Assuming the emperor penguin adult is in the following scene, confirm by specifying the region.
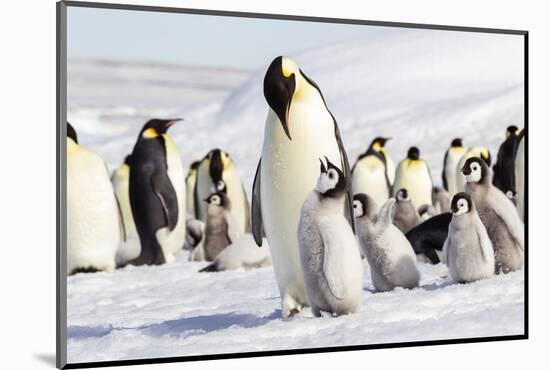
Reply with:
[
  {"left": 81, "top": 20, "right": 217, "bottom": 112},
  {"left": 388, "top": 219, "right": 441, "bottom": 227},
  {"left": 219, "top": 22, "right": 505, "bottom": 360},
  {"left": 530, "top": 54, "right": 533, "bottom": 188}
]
[
  {"left": 252, "top": 56, "right": 354, "bottom": 318},
  {"left": 455, "top": 146, "right": 491, "bottom": 193},
  {"left": 354, "top": 195, "right": 420, "bottom": 292},
  {"left": 441, "top": 138, "right": 467, "bottom": 196},
  {"left": 112, "top": 154, "right": 141, "bottom": 266},
  {"left": 67, "top": 122, "right": 120, "bottom": 275},
  {"left": 462, "top": 157, "right": 524, "bottom": 273},
  {"left": 185, "top": 161, "right": 200, "bottom": 218},
  {"left": 128, "top": 118, "right": 186, "bottom": 266},
  {"left": 298, "top": 157, "right": 363, "bottom": 317},
  {"left": 194, "top": 149, "right": 250, "bottom": 234},
  {"left": 442, "top": 192, "right": 495, "bottom": 283},
  {"left": 493, "top": 125, "right": 521, "bottom": 195},
  {"left": 393, "top": 147, "right": 433, "bottom": 209},
  {"left": 351, "top": 137, "right": 393, "bottom": 205},
  {"left": 515, "top": 130, "right": 525, "bottom": 221}
]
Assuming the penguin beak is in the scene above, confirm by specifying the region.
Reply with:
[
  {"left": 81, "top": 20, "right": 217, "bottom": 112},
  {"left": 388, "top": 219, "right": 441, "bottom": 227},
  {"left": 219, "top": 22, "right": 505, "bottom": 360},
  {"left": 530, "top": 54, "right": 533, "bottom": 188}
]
[
  {"left": 451, "top": 204, "right": 458, "bottom": 213},
  {"left": 164, "top": 118, "right": 182, "bottom": 129},
  {"left": 319, "top": 158, "right": 327, "bottom": 173},
  {"left": 461, "top": 165, "right": 471, "bottom": 175},
  {"left": 264, "top": 57, "right": 295, "bottom": 141}
]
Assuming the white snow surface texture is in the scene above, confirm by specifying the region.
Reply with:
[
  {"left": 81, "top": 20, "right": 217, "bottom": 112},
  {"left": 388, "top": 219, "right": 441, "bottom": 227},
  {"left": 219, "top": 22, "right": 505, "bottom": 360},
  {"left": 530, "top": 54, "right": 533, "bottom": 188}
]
[{"left": 67, "top": 28, "right": 525, "bottom": 363}]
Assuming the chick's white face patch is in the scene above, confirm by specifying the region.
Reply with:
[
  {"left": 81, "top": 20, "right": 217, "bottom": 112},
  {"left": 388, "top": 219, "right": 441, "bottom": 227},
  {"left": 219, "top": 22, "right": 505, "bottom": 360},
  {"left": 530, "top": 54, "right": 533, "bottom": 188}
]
[
  {"left": 454, "top": 198, "right": 469, "bottom": 216},
  {"left": 464, "top": 162, "right": 482, "bottom": 183},
  {"left": 353, "top": 199, "right": 364, "bottom": 218}
]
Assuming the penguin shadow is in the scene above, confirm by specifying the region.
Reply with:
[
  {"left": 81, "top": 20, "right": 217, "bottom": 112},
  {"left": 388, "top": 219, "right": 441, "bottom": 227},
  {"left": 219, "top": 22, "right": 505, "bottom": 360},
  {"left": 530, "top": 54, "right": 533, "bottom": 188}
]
[
  {"left": 421, "top": 276, "right": 453, "bottom": 291},
  {"left": 142, "top": 309, "right": 282, "bottom": 338}
]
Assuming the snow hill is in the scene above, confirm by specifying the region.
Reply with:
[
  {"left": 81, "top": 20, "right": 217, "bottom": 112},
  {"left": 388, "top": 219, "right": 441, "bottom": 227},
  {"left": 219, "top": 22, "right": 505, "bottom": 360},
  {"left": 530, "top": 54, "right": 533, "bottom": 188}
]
[{"left": 66, "top": 28, "right": 525, "bottom": 364}]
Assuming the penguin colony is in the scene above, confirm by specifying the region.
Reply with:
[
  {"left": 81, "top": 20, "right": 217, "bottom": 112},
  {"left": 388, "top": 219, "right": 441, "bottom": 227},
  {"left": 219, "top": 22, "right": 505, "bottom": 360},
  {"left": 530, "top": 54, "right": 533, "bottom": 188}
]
[{"left": 67, "top": 56, "right": 525, "bottom": 319}]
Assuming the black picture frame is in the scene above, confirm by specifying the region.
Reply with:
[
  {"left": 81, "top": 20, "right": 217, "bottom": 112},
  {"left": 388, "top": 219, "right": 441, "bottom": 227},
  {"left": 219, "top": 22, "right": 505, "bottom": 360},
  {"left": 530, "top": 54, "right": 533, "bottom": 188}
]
[{"left": 56, "top": 1, "right": 528, "bottom": 368}]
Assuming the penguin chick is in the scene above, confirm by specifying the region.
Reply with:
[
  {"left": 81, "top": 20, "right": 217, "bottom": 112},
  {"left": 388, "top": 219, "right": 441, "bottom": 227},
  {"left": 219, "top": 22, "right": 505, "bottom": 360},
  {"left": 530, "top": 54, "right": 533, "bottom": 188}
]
[
  {"left": 298, "top": 157, "right": 363, "bottom": 317},
  {"left": 462, "top": 157, "right": 524, "bottom": 273},
  {"left": 355, "top": 196, "right": 420, "bottom": 292},
  {"left": 443, "top": 192, "right": 495, "bottom": 283},
  {"left": 203, "top": 192, "right": 242, "bottom": 261},
  {"left": 199, "top": 235, "right": 272, "bottom": 272},
  {"left": 418, "top": 204, "right": 438, "bottom": 221},
  {"left": 392, "top": 188, "right": 422, "bottom": 233}
]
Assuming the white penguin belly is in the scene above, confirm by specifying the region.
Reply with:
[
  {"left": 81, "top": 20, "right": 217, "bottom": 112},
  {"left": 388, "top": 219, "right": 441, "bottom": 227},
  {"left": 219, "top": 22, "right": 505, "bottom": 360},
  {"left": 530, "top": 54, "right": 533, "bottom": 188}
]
[
  {"left": 352, "top": 159, "right": 389, "bottom": 206},
  {"left": 67, "top": 148, "right": 119, "bottom": 274},
  {"left": 185, "top": 174, "right": 196, "bottom": 218},
  {"left": 261, "top": 107, "right": 341, "bottom": 312},
  {"left": 155, "top": 135, "right": 186, "bottom": 263},
  {"left": 394, "top": 164, "right": 432, "bottom": 209}
]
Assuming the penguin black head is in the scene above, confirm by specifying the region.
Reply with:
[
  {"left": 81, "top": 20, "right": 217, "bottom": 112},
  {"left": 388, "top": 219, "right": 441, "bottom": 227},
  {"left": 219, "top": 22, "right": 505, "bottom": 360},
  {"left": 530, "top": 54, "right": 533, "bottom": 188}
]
[
  {"left": 396, "top": 188, "right": 410, "bottom": 202},
  {"left": 450, "top": 138, "right": 463, "bottom": 147},
  {"left": 451, "top": 192, "right": 473, "bottom": 216},
  {"left": 67, "top": 122, "right": 78, "bottom": 143},
  {"left": 316, "top": 156, "right": 347, "bottom": 198},
  {"left": 506, "top": 125, "right": 519, "bottom": 138},
  {"left": 264, "top": 56, "right": 298, "bottom": 141},
  {"left": 352, "top": 193, "right": 373, "bottom": 219},
  {"left": 204, "top": 192, "right": 228, "bottom": 208},
  {"left": 407, "top": 147, "right": 420, "bottom": 160},
  {"left": 140, "top": 118, "right": 181, "bottom": 139},
  {"left": 208, "top": 149, "right": 228, "bottom": 193},
  {"left": 370, "top": 137, "right": 391, "bottom": 151},
  {"left": 123, "top": 154, "right": 132, "bottom": 166},
  {"left": 189, "top": 160, "right": 201, "bottom": 171},
  {"left": 461, "top": 157, "right": 490, "bottom": 184}
]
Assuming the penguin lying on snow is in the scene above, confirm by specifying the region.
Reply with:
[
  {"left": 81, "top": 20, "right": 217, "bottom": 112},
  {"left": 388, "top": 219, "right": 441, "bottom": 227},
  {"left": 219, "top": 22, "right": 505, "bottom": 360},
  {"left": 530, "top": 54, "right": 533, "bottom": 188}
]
[
  {"left": 354, "top": 194, "right": 420, "bottom": 292},
  {"left": 203, "top": 192, "right": 242, "bottom": 261},
  {"left": 443, "top": 192, "right": 495, "bottom": 283},
  {"left": 405, "top": 212, "right": 452, "bottom": 264},
  {"left": 392, "top": 188, "right": 422, "bottom": 233},
  {"left": 298, "top": 157, "right": 363, "bottom": 317},
  {"left": 462, "top": 157, "right": 524, "bottom": 273},
  {"left": 393, "top": 147, "right": 433, "bottom": 209},
  {"left": 252, "top": 56, "right": 354, "bottom": 318},
  {"left": 351, "top": 137, "right": 393, "bottom": 206},
  {"left": 67, "top": 122, "right": 120, "bottom": 275},
  {"left": 128, "top": 119, "right": 186, "bottom": 266},
  {"left": 199, "top": 235, "right": 272, "bottom": 272}
]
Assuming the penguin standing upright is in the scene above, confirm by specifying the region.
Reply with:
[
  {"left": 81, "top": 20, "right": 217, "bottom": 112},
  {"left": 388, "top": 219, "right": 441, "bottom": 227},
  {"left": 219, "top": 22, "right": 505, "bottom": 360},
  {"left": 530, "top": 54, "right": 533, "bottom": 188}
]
[
  {"left": 194, "top": 149, "right": 250, "bottom": 234},
  {"left": 298, "top": 157, "right": 363, "bottom": 317},
  {"left": 354, "top": 196, "right": 420, "bottom": 292},
  {"left": 432, "top": 186, "right": 452, "bottom": 213},
  {"left": 128, "top": 119, "right": 186, "bottom": 265},
  {"left": 112, "top": 154, "right": 141, "bottom": 266},
  {"left": 442, "top": 138, "right": 467, "bottom": 196},
  {"left": 455, "top": 146, "right": 491, "bottom": 193},
  {"left": 185, "top": 161, "right": 200, "bottom": 218},
  {"left": 203, "top": 192, "right": 242, "bottom": 261},
  {"left": 351, "top": 137, "right": 392, "bottom": 206},
  {"left": 443, "top": 192, "right": 495, "bottom": 283},
  {"left": 393, "top": 147, "right": 433, "bottom": 209},
  {"left": 515, "top": 130, "right": 525, "bottom": 220},
  {"left": 67, "top": 122, "right": 120, "bottom": 274},
  {"left": 252, "top": 56, "right": 354, "bottom": 318},
  {"left": 493, "top": 125, "right": 521, "bottom": 194},
  {"left": 462, "top": 157, "right": 524, "bottom": 273}
]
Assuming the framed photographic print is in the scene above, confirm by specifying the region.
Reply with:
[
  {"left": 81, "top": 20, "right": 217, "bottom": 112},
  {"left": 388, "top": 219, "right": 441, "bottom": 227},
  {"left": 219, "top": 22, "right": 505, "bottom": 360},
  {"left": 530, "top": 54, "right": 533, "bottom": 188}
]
[{"left": 57, "top": 1, "right": 528, "bottom": 368}]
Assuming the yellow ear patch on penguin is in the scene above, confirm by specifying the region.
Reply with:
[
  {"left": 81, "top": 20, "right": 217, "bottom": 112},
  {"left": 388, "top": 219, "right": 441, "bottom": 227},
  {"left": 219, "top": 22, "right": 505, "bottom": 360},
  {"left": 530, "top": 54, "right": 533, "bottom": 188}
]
[
  {"left": 373, "top": 142, "right": 382, "bottom": 152},
  {"left": 481, "top": 148, "right": 489, "bottom": 160},
  {"left": 281, "top": 57, "right": 298, "bottom": 78},
  {"left": 142, "top": 128, "right": 158, "bottom": 139}
]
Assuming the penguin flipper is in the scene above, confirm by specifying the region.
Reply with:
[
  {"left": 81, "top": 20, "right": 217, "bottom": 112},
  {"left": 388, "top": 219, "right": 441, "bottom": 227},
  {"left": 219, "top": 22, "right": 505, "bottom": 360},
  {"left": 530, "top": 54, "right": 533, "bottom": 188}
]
[
  {"left": 474, "top": 216, "right": 494, "bottom": 263},
  {"left": 376, "top": 198, "right": 396, "bottom": 230},
  {"left": 151, "top": 171, "right": 179, "bottom": 231},
  {"left": 251, "top": 159, "right": 264, "bottom": 246},
  {"left": 442, "top": 150, "right": 449, "bottom": 191},
  {"left": 332, "top": 114, "right": 355, "bottom": 232},
  {"left": 242, "top": 183, "right": 252, "bottom": 233}
]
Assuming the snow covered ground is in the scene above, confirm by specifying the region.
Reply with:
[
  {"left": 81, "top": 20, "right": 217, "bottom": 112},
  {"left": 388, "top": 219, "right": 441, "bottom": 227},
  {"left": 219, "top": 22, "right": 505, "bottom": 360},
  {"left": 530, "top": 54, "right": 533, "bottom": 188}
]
[{"left": 66, "top": 27, "right": 525, "bottom": 363}]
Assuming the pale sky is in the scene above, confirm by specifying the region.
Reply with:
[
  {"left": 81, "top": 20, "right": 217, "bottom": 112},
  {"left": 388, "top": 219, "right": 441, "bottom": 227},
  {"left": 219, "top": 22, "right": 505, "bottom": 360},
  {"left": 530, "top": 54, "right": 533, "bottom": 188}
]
[{"left": 67, "top": 6, "right": 382, "bottom": 69}]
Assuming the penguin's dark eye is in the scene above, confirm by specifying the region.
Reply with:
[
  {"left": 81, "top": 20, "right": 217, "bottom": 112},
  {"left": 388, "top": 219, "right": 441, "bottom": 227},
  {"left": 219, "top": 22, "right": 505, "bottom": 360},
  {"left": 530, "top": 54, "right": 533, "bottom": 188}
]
[
  {"left": 328, "top": 170, "right": 336, "bottom": 180},
  {"left": 353, "top": 204, "right": 357, "bottom": 208}
]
